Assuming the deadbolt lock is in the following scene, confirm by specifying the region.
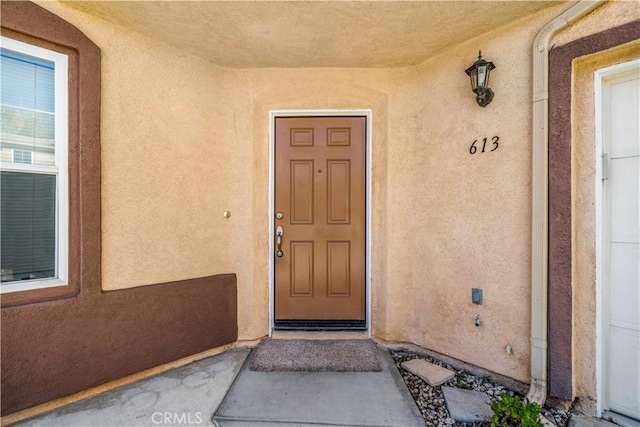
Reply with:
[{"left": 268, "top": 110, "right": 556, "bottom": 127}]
[{"left": 275, "top": 211, "right": 284, "bottom": 220}]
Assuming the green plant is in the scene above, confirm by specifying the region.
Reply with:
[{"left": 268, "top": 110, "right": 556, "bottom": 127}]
[
  {"left": 454, "top": 379, "right": 473, "bottom": 390},
  {"left": 490, "top": 393, "right": 544, "bottom": 427}
]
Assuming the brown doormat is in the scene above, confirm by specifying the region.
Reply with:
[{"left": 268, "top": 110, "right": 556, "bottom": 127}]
[{"left": 249, "top": 339, "right": 382, "bottom": 372}]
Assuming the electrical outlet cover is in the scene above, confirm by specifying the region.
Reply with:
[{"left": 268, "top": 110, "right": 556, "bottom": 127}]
[{"left": 472, "top": 288, "right": 483, "bottom": 305}]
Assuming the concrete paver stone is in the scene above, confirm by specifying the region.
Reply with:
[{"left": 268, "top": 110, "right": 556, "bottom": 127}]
[
  {"left": 401, "top": 358, "right": 455, "bottom": 386},
  {"left": 569, "top": 414, "right": 625, "bottom": 427},
  {"left": 442, "top": 386, "right": 493, "bottom": 423}
]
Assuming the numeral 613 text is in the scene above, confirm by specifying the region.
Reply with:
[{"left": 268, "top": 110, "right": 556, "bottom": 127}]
[{"left": 470, "top": 136, "right": 499, "bottom": 154}]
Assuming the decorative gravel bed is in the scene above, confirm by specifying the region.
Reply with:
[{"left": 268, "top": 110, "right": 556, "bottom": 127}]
[{"left": 391, "top": 349, "right": 570, "bottom": 427}]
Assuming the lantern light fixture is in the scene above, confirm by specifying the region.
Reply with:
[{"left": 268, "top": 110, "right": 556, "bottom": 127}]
[{"left": 465, "top": 51, "right": 495, "bottom": 107}]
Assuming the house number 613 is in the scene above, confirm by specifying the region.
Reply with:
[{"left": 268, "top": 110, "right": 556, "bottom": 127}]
[{"left": 470, "top": 136, "right": 499, "bottom": 154}]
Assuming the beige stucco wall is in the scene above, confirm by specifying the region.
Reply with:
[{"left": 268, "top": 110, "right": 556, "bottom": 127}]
[
  {"left": 29, "top": 0, "right": 636, "bottom": 387},
  {"left": 553, "top": 0, "right": 639, "bottom": 47},
  {"left": 240, "top": 5, "right": 571, "bottom": 371},
  {"left": 34, "top": 0, "right": 249, "bottom": 289}
]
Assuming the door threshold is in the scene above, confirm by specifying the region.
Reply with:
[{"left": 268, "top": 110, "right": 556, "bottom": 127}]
[
  {"left": 603, "top": 411, "right": 640, "bottom": 427},
  {"left": 271, "top": 330, "right": 369, "bottom": 340},
  {"left": 274, "top": 320, "right": 366, "bottom": 331}
]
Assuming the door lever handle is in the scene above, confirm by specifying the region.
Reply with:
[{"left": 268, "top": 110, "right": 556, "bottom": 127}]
[{"left": 275, "top": 226, "right": 284, "bottom": 258}]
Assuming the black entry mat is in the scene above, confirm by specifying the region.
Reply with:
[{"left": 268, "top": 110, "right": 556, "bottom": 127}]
[{"left": 249, "top": 339, "right": 382, "bottom": 372}]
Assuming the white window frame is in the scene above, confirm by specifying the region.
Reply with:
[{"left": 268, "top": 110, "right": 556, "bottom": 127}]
[{"left": 0, "top": 36, "right": 69, "bottom": 293}]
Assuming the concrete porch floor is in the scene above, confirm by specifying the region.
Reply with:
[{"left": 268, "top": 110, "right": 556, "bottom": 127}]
[
  {"left": 12, "top": 349, "right": 250, "bottom": 427},
  {"left": 10, "top": 341, "right": 424, "bottom": 427},
  {"left": 6, "top": 338, "right": 631, "bottom": 427}
]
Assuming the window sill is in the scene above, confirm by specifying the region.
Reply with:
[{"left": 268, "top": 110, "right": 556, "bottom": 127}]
[
  {"left": 1, "top": 278, "right": 68, "bottom": 294},
  {"left": 1, "top": 276, "right": 78, "bottom": 308}
]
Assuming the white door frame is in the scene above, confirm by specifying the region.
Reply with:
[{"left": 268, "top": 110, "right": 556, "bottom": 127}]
[
  {"left": 267, "top": 109, "right": 373, "bottom": 337},
  {"left": 594, "top": 58, "right": 640, "bottom": 417}
]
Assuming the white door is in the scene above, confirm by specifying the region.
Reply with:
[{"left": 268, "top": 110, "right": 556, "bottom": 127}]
[{"left": 600, "top": 59, "right": 640, "bottom": 421}]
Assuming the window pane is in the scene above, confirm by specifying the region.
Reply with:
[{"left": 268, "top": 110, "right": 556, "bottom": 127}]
[
  {"left": 0, "top": 49, "right": 56, "bottom": 166},
  {"left": 35, "top": 66, "right": 55, "bottom": 112},
  {"left": 0, "top": 171, "right": 56, "bottom": 283},
  {"left": 0, "top": 49, "right": 54, "bottom": 111}
]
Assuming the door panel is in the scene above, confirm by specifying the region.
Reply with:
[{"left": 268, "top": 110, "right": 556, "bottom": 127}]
[
  {"left": 327, "top": 241, "right": 350, "bottom": 297},
  {"left": 604, "top": 68, "right": 639, "bottom": 420},
  {"left": 291, "top": 160, "right": 314, "bottom": 224},
  {"left": 609, "top": 77, "right": 640, "bottom": 158},
  {"left": 327, "top": 160, "right": 351, "bottom": 224},
  {"left": 290, "top": 241, "right": 314, "bottom": 297},
  {"left": 610, "top": 157, "right": 639, "bottom": 244},
  {"left": 275, "top": 117, "right": 366, "bottom": 321}
]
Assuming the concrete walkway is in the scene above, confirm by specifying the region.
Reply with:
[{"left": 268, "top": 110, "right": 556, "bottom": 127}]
[
  {"left": 213, "top": 347, "right": 423, "bottom": 426},
  {"left": 13, "top": 349, "right": 250, "bottom": 427},
  {"left": 11, "top": 345, "right": 424, "bottom": 427},
  {"left": 569, "top": 413, "right": 640, "bottom": 427}
]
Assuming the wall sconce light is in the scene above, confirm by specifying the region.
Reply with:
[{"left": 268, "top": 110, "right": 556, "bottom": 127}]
[{"left": 465, "top": 51, "right": 495, "bottom": 107}]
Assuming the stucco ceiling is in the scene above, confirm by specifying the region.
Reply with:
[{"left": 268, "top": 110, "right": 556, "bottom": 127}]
[{"left": 63, "top": 1, "right": 568, "bottom": 68}]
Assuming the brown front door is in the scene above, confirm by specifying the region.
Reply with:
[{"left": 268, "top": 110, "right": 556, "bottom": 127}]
[{"left": 274, "top": 117, "right": 366, "bottom": 323}]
